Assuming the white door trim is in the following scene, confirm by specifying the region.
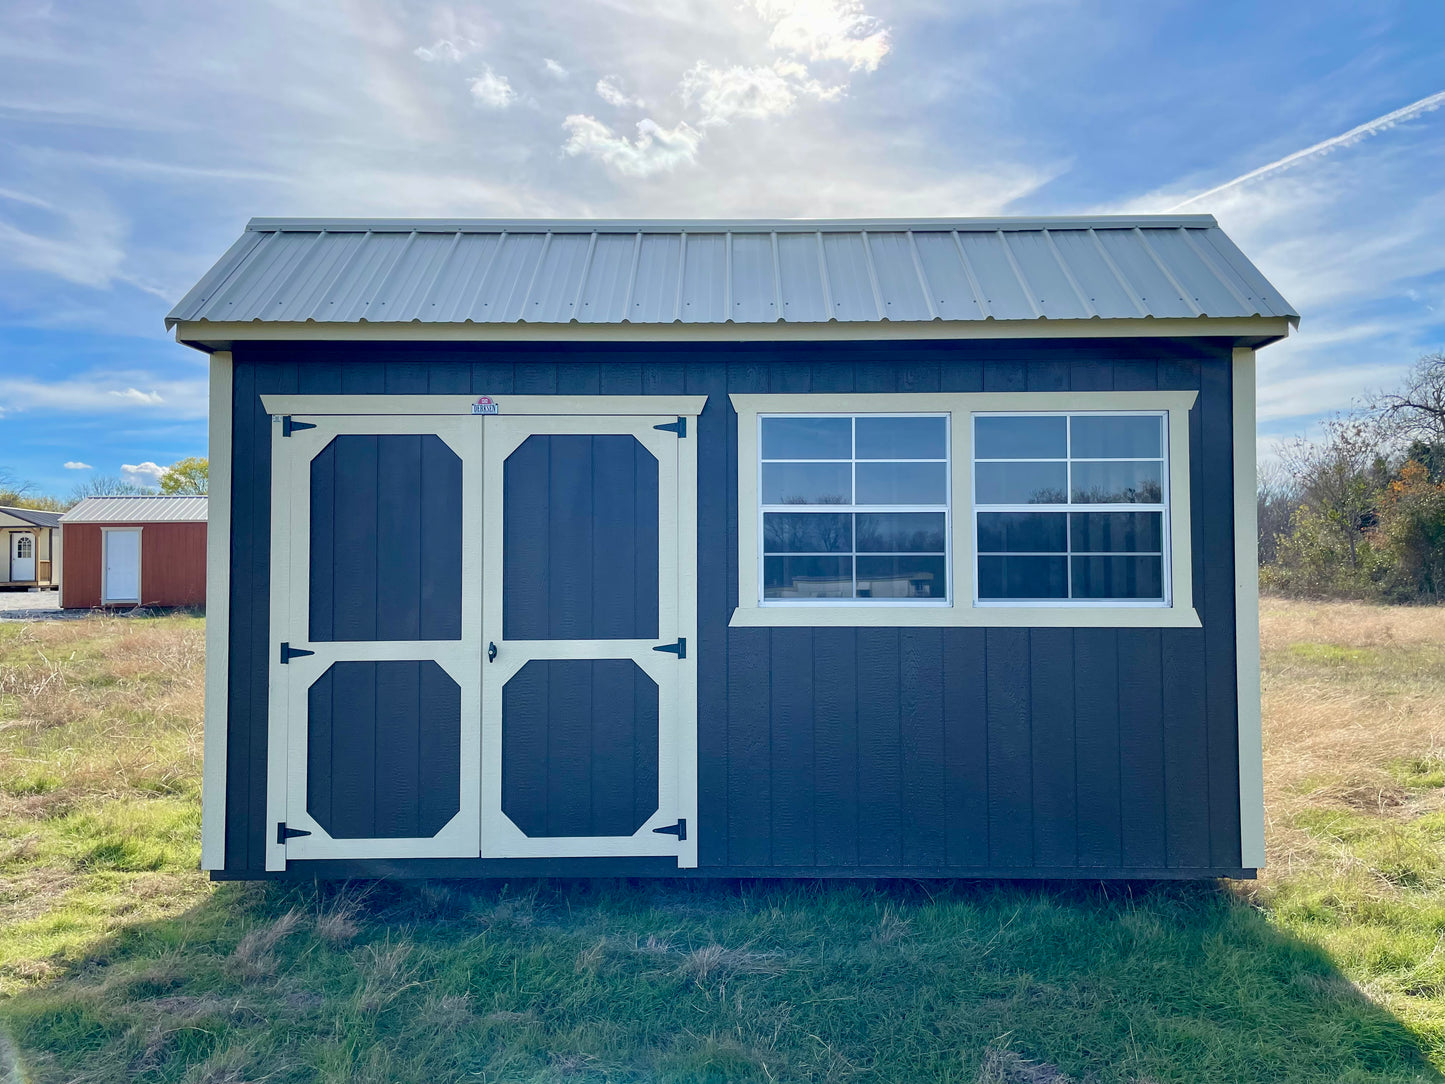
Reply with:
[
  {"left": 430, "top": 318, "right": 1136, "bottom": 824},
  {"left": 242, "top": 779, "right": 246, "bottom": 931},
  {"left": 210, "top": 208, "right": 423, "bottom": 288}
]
[
  {"left": 9, "top": 532, "right": 36, "bottom": 583},
  {"left": 100, "top": 527, "right": 142, "bottom": 603}
]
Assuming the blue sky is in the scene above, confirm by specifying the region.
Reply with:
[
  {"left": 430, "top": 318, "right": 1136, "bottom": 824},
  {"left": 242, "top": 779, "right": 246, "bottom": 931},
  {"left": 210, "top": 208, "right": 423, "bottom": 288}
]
[{"left": 1, "top": 0, "right": 1442, "bottom": 497}]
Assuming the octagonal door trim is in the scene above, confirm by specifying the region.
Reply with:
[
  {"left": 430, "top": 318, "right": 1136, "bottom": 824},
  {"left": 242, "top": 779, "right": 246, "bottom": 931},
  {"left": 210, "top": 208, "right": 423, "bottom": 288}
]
[
  {"left": 481, "top": 414, "right": 699, "bottom": 867},
  {"left": 265, "top": 413, "right": 484, "bottom": 870}
]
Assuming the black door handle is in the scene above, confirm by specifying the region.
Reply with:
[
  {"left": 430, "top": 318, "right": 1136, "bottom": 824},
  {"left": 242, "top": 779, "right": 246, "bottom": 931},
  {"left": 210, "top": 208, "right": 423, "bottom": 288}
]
[{"left": 487, "top": 641, "right": 498, "bottom": 663}]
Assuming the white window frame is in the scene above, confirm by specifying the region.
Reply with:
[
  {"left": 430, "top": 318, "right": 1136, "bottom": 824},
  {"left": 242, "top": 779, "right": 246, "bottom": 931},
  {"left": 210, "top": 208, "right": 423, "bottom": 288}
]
[
  {"left": 972, "top": 410, "right": 1171, "bottom": 608},
  {"left": 757, "top": 412, "right": 952, "bottom": 607},
  {"left": 731, "top": 391, "right": 1199, "bottom": 629}
]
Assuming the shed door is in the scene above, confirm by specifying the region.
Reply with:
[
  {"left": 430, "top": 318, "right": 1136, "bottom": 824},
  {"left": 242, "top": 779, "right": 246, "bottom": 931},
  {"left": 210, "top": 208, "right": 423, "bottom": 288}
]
[
  {"left": 481, "top": 415, "right": 698, "bottom": 866},
  {"left": 11, "top": 533, "right": 36, "bottom": 583},
  {"left": 102, "top": 530, "right": 139, "bottom": 601},
  {"left": 265, "top": 414, "right": 483, "bottom": 870}
]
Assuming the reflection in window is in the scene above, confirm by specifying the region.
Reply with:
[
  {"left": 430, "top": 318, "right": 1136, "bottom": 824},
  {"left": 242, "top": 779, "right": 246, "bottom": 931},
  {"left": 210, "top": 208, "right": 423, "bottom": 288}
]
[
  {"left": 974, "top": 413, "right": 1168, "bottom": 602},
  {"left": 760, "top": 414, "right": 949, "bottom": 602}
]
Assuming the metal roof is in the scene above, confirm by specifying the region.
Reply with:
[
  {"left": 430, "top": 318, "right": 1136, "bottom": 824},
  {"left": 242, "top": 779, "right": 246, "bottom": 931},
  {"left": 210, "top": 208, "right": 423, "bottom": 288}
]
[
  {"left": 0, "top": 506, "right": 63, "bottom": 528},
  {"left": 167, "top": 216, "right": 1298, "bottom": 330},
  {"left": 62, "top": 496, "right": 209, "bottom": 524}
]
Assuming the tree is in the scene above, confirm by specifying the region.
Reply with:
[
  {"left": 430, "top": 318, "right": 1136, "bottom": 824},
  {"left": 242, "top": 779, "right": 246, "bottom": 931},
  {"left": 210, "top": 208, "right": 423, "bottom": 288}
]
[
  {"left": 1372, "top": 459, "right": 1445, "bottom": 602},
  {"left": 1276, "top": 415, "right": 1390, "bottom": 572},
  {"left": 1375, "top": 352, "right": 1445, "bottom": 445},
  {"left": 0, "top": 466, "right": 31, "bottom": 506},
  {"left": 160, "top": 456, "right": 208, "bottom": 495},
  {"left": 70, "top": 475, "right": 155, "bottom": 500}
]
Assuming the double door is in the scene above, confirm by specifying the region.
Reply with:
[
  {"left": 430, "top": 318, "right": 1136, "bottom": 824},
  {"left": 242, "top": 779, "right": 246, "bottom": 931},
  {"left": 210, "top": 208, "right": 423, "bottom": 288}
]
[{"left": 263, "top": 398, "right": 699, "bottom": 871}]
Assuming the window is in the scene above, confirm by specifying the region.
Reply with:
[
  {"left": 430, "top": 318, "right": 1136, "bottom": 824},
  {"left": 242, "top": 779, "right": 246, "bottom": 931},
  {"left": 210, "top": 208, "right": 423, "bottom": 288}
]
[
  {"left": 973, "top": 412, "right": 1168, "bottom": 603},
  {"left": 759, "top": 414, "right": 949, "bottom": 602},
  {"left": 16, "top": 536, "right": 32, "bottom": 558}
]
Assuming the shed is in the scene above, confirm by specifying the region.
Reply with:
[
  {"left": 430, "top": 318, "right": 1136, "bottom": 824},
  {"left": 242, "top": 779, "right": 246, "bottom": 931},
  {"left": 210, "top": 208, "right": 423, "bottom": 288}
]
[
  {"left": 60, "top": 495, "right": 208, "bottom": 609},
  {"left": 169, "top": 216, "right": 1296, "bottom": 881},
  {"left": 0, "top": 505, "right": 62, "bottom": 590}
]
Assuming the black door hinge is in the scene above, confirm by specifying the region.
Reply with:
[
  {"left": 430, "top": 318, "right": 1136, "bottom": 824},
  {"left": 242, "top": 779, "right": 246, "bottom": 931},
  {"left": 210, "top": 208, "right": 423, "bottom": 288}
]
[
  {"left": 653, "top": 417, "right": 686, "bottom": 437},
  {"left": 652, "top": 818, "right": 687, "bottom": 841},
  {"left": 281, "top": 417, "right": 316, "bottom": 437},
  {"left": 279, "top": 642, "right": 315, "bottom": 664},
  {"left": 652, "top": 637, "right": 686, "bottom": 659},
  {"left": 276, "top": 822, "right": 312, "bottom": 844}
]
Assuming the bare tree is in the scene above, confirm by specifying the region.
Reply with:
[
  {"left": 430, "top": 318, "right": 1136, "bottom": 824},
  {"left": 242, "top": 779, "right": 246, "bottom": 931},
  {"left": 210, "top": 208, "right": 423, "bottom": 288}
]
[
  {"left": 1277, "top": 414, "right": 1390, "bottom": 570},
  {"left": 1373, "top": 352, "right": 1445, "bottom": 445},
  {"left": 69, "top": 475, "right": 155, "bottom": 500},
  {"left": 1256, "top": 458, "right": 1296, "bottom": 566}
]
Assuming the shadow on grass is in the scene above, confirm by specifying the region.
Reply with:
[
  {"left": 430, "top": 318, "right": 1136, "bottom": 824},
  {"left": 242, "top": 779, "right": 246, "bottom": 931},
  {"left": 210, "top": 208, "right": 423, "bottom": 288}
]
[{"left": 0, "top": 876, "right": 1439, "bottom": 1084}]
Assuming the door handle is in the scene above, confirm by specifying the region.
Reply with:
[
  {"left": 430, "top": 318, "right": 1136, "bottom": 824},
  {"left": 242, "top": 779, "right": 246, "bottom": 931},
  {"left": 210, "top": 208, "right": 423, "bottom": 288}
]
[{"left": 487, "top": 641, "right": 498, "bottom": 663}]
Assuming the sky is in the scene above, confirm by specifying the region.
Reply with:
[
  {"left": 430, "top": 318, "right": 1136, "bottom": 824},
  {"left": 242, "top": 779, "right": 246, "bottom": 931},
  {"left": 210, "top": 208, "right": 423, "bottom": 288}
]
[{"left": 0, "top": 0, "right": 1442, "bottom": 497}]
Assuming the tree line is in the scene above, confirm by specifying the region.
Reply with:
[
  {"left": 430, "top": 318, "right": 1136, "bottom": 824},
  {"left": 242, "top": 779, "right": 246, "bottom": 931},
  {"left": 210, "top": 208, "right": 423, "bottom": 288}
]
[
  {"left": 0, "top": 457, "right": 207, "bottom": 512},
  {"left": 1261, "top": 352, "right": 1445, "bottom": 603}
]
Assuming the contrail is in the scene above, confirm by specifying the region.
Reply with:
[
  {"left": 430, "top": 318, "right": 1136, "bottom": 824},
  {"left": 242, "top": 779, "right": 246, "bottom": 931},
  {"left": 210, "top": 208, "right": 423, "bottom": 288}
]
[{"left": 1169, "top": 88, "right": 1445, "bottom": 210}]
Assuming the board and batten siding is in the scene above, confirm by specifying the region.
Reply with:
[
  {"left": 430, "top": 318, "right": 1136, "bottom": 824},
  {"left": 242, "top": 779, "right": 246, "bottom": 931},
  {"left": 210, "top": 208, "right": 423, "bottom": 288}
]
[{"left": 222, "top": 338, "right": 1242, "bottom": 878}]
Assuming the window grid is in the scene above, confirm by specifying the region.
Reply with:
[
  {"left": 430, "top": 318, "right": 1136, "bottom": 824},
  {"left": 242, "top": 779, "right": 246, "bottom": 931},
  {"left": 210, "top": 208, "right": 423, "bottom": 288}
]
[
  {"left": 759, "top": 413, "right": 951, "bottom": 604},
  {"left": 973, "top": 411, "right": 1170, "bottom": 605}
]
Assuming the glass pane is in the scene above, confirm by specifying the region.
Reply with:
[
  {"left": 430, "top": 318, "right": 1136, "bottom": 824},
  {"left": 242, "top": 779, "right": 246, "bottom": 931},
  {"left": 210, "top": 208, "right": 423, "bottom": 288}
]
[
  {"left": 856, "top": 462, "right": 947, "bottom": 505},
  {"left": 761, "top": 416, "right": 851, "bottom": 460},
  {"left": 974, "top": 461, "right": 1068, "bottom": 505},
  {"left": 764, "top": 556, "right": 853, "bottom": 599},
  {"left": 761, "top": 462, "right": 852, "bottom": 505},
  {"left": 977, "top": 555, "right": 1068, "bottom": 599},
  {"left": 856, "top": 416, "right": 947, "bottom": 459},
  {"left": 1070, "top": 511, "right": 1163, "bottom": 553},
  {"left": 763, "top": 512, "right": 852, "bottom": 553},
  {"left": 856, "top": 512, "right": 946, "bottom": 552},
  {"left": 977, "top": 512, "right": 1066, "bottom": 554},
  {"left": 857, "top": 556, "right": 947, "bottom": 599},
  {"left": 1071, "top": 556, "right": 1163, "bottom": 599},
  {"left": 1071, "top": 415, "right": 1161, "bottom": 459},
  {"left": 1071, "top": 461, "right": 1163, "bottom": 504},
  {"left": 975, "top": 415, "right": 1066, "bottom": 459}
]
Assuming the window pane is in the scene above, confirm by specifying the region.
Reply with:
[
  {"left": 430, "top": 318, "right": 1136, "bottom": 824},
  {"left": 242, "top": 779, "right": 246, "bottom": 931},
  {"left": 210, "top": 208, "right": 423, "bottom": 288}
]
[
  {"left": 975, "top": 461, "right": 1068, "bottom": 505},
  {"left": 977, "top": 512, "right": 1066, "bottom": 553},
  {"left": 856, "top": 512, "right": 946, "bottom": 552},
  {"left": 856, "top": 462, "right": 947, "bottom": 505},
  {"left": 764, "top": 512, "right": 852, "bottom": 553},
  {"left": 1071, "top": 415, "right": 1161, "bottom": 459},
  {"left": 977, "top": 555, "right": 1068, "bottom": 599},
  {"left": 856, "top": 416, "right": 947, "bottom": 459},
  {"left": 1071, "top": 556, "right": 1163, "bottom": 599},
  {"left": 975, "top": 415, "right": 1066, "bottom": 459},
  {"left": 1070, "top": 511, "right": 1163, "bottom": 553},
  {"left": 1071, "top": 461, "right": 1163, "bottom": 504},
  {"left": 857, "top": 556, "right": 946, "bottom": 598},
  {"left": 764, "top": 556, "right": 852, "bottom": 599},
  {"left": 761, "top": 462, "right": 852, "bottom": 505},
  {"left": 761, "top": 416, "right": 851, "bottom": 460}
]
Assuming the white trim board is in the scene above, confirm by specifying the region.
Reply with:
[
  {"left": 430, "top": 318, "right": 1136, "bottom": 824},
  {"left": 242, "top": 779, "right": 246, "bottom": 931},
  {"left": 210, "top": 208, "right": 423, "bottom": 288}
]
[
  {"left": 730, "top": 391, "right": 1200, "bottom": 630},
  {"left": 1233, "top": 347, "right": 1265, "bottom": 869},
  {"left": 201, "top": 351, "right": 232, "bottom": 871},
  {"left": 260, "top": 394, "right": 707, "bottom": 417}
]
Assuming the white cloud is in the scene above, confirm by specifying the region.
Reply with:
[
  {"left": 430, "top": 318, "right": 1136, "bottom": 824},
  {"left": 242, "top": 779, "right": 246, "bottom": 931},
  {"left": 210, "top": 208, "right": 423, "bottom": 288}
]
[
  {"left": 681, "top": 60, "right": 841, "bottom": 127},
  {"left": 561, "top": 114, "right": 703, "bottom": 177},
  {"left": 110, "top": 387, "right": 164, "bottom": 405},
  {"left": 414, "top": 38, "right": 478, "bottom": 63},
  {"left": 595, "top": 75, "right": 644, "bottom": 109},
  {"left": 746, "top": 0, "right": 892, "bottom": 72},
  {"left": 543, "top": 57, "right": 568, "bottom": 79},
  {"left": 63, "top": 461, "right": 92, "bottom": 470},
  {"left": 468, "top": 66, "right": 515, "bottom": 108},
  {"left": 0, "top": 374, "right": 204, "bottom": 416},
  {"left": 121, "top": 461, "right": 167, "bottom": 486}
]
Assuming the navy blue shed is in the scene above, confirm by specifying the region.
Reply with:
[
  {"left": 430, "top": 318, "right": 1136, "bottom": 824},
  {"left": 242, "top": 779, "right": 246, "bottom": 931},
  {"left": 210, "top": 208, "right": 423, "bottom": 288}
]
[{"left": 169, "top": 216, "right": 1297, "bottom": 880}]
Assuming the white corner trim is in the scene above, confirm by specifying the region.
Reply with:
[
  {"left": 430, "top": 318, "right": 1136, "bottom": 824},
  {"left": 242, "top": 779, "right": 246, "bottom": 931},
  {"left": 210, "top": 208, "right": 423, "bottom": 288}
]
[
  {"left": 729, "top": 390, "right": 1200, "bottom": 630},
  {"left": 201, "top": 351, "right": 232, "bottom": 871},
  {"left": 259, "top": 394, "right": 708, "bottom": 417},
  {"left": 1233, "top": 347, "right": 1265, "bottom": 869}
]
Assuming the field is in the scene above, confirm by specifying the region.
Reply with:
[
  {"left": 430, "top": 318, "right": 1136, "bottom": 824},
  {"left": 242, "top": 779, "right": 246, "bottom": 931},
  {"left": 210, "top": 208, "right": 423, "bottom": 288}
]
[{"left": 0, "top": 601, "right": 1443, "bottom": 1083}]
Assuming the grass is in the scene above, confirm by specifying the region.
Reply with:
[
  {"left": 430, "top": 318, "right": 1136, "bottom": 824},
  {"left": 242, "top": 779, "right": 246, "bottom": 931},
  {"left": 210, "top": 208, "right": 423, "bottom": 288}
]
[{"left": 0, "top": 601, "right": 1441, "bottom": 1082}]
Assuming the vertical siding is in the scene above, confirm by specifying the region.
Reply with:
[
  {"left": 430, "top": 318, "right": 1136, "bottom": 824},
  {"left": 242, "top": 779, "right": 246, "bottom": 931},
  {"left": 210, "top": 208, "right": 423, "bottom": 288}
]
[
  {"left": 60, "top": 525, "right": 103, "bottom": 607},
  {"left": 60, "top": 522, "right": 205, "bottom": 608},
  {"left": 227, "top": 338, "right": 1243, "bottom": 876}
]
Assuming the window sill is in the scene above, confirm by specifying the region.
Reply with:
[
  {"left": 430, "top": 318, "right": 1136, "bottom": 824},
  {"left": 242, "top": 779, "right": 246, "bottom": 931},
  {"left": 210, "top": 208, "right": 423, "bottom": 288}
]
[{"left": 729, "top": 603, "right": 1202, "bottom": 629}]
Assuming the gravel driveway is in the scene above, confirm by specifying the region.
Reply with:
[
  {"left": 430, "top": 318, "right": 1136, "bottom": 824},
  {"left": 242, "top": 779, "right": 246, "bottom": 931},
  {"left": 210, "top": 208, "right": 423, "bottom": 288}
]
[{"left": 0, "top": 589, "right": 76, "bottom": 621}]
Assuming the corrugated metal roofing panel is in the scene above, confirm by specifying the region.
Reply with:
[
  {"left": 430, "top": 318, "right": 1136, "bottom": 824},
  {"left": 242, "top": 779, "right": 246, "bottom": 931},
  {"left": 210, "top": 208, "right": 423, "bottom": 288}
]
[
  {"left": 166, "top": 216, "right": 1298, "bottom": 330},
  {"left": 62, "top": 496, "right": 208, "bottom": 524},
  {"left": 0, "top": 506, "right": 64, "bottom": 528}
]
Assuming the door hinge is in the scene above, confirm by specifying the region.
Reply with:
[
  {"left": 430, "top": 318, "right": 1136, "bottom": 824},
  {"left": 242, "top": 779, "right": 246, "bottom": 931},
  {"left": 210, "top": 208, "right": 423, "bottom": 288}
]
[
  {"left": 652, "top": 637, "right": 686, "bottom": 659},
  {"left": 653, "top": 416, "right": 686, "bottom": 437},
  {"left": 652, "top": 818, "right": 687, "bottom": 841},
  {"left": 279, "top": 642, "right": 315, "bottom": 664},
  {"left": 276, "top": 822, "right": 312, "bottom": 844},
  {"left": 281, "top": 416, "right": 317, "bottom": 437}
]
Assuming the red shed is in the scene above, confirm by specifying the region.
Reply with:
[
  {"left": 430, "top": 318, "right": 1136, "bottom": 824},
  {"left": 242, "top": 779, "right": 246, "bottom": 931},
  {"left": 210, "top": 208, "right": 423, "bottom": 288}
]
[{"left": 60, "top": 496, "right": 208, "bottom": 609}]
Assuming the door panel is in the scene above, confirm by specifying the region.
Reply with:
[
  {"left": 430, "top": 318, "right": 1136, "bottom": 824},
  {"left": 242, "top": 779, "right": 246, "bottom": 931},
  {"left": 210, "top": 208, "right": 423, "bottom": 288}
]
[
  {"left": 267, "top": 414, "right": 482, "bottom": 869},
  {"left": 103, "top": 530, "right": 138, "bottom": 601},
  {"left": 11, "top": 533, "right": 35, "bottom": 582}
]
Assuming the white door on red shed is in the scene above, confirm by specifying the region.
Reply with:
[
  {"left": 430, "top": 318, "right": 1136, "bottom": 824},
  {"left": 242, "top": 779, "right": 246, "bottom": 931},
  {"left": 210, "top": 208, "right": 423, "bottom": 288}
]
[{"left": 102, "top": 529, "right": 140, "bottom": 601}]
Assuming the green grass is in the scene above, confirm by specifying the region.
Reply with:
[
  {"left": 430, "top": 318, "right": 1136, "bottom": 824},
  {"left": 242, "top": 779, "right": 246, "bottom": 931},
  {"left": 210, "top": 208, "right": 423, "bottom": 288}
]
[{"left": 1, "top": 605, "right": 1444, "bottom": 1083}]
